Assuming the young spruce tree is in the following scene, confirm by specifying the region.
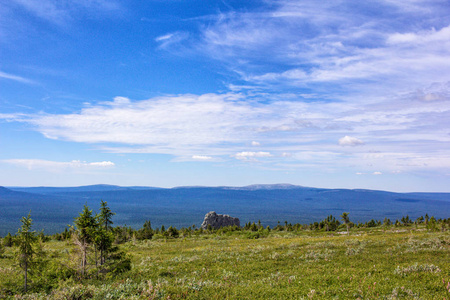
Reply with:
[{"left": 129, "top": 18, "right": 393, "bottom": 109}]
[
  {"left": 341, "top": 212, "right": 350, "bottom": 235},
  {"left": 98, "top": 200, "right": 115, "bottom": 231},
  {"left": 74, "top": 205, "right": 96, "bottom": 276},
  {"left": 4, "top": 232, "right": 13, "bottom": 247},
  {"left": 96, "top": 200, "right": 115, "bottom": 265},
  {"left": 16, "top": 212, "right": 37, "bottom": 292}
]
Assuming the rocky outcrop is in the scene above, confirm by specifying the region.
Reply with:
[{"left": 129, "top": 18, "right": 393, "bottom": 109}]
[{"left": 201, "top": 211, "right": 240, "bottom": 229}]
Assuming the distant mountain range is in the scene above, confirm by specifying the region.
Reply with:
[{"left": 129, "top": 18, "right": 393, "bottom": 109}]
[
  {"left": 6, "top": 184, "right": 163, "bottom": 194},
  {"left": 1, "top": 184, "right": 449, "bottom": 236}
]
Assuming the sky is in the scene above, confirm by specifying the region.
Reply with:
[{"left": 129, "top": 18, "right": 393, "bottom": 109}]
[{"left": 0, "top": 0, "right": 450, "bottom": 192}]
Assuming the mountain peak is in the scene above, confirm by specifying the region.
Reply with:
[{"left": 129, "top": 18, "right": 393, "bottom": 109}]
[{"left": 234, "top": 184, "right": 303, "bottom": 190}]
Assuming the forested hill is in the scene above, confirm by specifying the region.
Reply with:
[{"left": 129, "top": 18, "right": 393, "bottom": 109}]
[{"left": 1, "top": 184, "right": 449, "bottom": 236}]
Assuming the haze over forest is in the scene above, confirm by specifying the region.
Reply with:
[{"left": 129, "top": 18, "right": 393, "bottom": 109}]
[{"left": 1, "top": 184, "right": 449, "bottom": 236}]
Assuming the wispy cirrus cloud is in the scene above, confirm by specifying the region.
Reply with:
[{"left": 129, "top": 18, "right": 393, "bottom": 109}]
[
  {"left": 0, "top": 0, "right": 123, "bottom": 51},
  {"left": 156, "top": 0, "right": 450, "bottom": 101},
  {"left": 8, "top": 0, "right": 121, "bottom": 25},
  {"left": 155, "top": 31, "right": 190, "bottom": 49},
  {"left": 240, "top": 21, "right": 450, "bottom": 97},
  {"left": 0, "top": 70, "right": 35, "bottom": 84}
]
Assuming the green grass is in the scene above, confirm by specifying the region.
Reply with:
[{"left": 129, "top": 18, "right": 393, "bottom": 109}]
[{"left": 1, "top": 227, "right": 450, "bottom": 299}]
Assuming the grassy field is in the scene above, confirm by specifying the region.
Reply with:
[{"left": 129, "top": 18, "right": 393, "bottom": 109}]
[{"left": 1, "top": 227, "right": 449, "bottom": 299}]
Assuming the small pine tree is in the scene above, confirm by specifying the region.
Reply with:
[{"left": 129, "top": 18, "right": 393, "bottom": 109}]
[
  {"left": 341, "top": 212, "right": 350, "bottom": 235},
  {"left": 137, "top": 220, "right": 153, "bottom": 240},
  {"left": 94, "top": 227, "right": 114, "bottom": 266},
  {"left": 367, "top": 219, "right": 377, "bottom": 227},
  {"left": 427, "top": 216, "right": 438, "bottom": 231},
  {"left": 96, "top": 201, "right": 115, "bottom": 265},
  {"left": 4, "top": 232, "right": 13, "bottom": 247},
  {"left": 167, "top": 226, "right": 179, "bottom": 238},
  {"left": 74, "top": 205, "right": 97, "bottom": 276},
  {"left": 16, "top": 213, "right": 37, "bottom": 292},
  {"left": 98, "top": 200, "right": 115, "bottom": 231},
  {"left": 62, "top": 227, "right": 71, "bottom": 240}
]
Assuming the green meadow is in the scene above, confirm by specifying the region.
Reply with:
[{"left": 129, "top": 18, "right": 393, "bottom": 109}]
[{"left": 1, "top": 226, "right": 449, "bottom": 299}]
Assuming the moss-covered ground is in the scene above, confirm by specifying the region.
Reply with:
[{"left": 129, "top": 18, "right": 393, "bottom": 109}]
[{"left": 1, "top": 227, "right": 449, "bottom": 299}]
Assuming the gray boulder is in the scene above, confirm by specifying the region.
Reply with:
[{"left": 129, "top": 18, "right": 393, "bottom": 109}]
[{"left": 201, "top": 211, "right": 240, "bottom": 229}]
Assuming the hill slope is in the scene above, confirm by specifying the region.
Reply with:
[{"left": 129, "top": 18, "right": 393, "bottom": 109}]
[{"left": 1, "top": 184, "right": 449, "bottom": 235}]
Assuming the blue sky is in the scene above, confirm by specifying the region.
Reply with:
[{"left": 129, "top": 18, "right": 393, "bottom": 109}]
[{"left": 1, "top": 0, "right": 450, "bottom": 191}]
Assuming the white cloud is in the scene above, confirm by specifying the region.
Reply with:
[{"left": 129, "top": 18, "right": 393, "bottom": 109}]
[
  {"left": 110, "top": 96, "right": 131, "bottom": 106},
  {"left": 2, "top": 159, "right": 115, "bottom": 172},
  {"left": 6, "top": 88, "right": 448, "bottom": 176},
  {"left": 339, "top": 136, "right": 364, "bottom": 146},
  {"left": 0, "top": 113, "right": 25, "bottom": 121},
  {"left": 28, "top": 93, "right": 263, "bottom": 147},
  {"left": 233, "top": 151, "right": 272, "bottom": 160},
  {"left": 251, "top": 141, "right": 260, "bottom": 146},
  {"left": 373, "top": 171, "right": 382, "bottom": 175},
  {"left": 26, "top": 93, "right": 344, "bottom": 156},
  {"left": 192, "top": 155, "right": 213, "bottom": 161},
  {"left": 88, "top": 161, "right": 115, "bottom": 167},
  {"left": 155, "top": 33, "right": 174, "bottom": 42},
  {"left": 387, "top": 26, "right": 450, "bottom": 45},
  {"left": 349, "top": 150, "right": 450, "bottom": 174}
]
